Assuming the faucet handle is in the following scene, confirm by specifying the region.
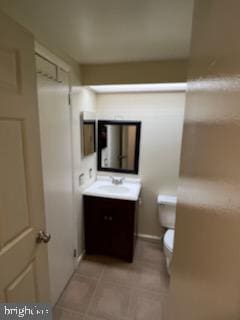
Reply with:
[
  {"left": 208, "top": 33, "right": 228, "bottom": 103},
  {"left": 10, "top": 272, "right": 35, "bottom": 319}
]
[{"left": 110, "top": 176, "right": 116, "bottom": 184}]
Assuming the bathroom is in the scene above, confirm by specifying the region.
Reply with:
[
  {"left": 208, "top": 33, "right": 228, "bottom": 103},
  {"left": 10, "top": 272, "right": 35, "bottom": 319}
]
[
  {"left": 36, "top": 53, "right": 186, "bottom": 316},
  {"left": 54, "top": 84, "right": 185, "bottom": 319},
  {"left": 1, "top": 1, "right": 240, "bottom": 319}
]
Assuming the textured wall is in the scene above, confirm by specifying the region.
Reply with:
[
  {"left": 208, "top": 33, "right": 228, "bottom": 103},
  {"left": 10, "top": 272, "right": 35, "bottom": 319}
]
[{"left": 168, "top": 1, "right": 240, "bottom": 319}]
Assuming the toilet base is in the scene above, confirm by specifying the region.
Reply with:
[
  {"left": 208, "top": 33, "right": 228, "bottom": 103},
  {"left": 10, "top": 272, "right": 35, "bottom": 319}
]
[{"left": 163, "top": 243, "right": 173, "bottom": 274}]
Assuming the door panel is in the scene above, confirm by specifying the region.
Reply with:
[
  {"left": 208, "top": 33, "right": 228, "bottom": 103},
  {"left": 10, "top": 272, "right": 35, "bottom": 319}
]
[
  {"left": 6, "top": 263, "right": 37, "bottom": 303},
  {"left": 84, "top": 196, "right": 109, "bottom": 254},
  {"left": 0, "top": 10, "right": 50, "bottom": 302},
  {"left": 0, "top": 48, "right": 20, "bottom": 93},
  {"left": 84, "top": 196, "right": 136, "bottom": 261},
  {"left": 0, "top": 120, "right": 29, "bottom": 245},
  {"left": 110, "top": 201, "right": 135, "bottom": 262}
]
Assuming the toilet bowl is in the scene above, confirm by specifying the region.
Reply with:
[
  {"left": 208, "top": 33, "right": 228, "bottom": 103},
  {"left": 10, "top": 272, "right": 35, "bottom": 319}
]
[
  {"left": 163, "top": 229, "right": 175, "bottom": 272},
  {"left": 157, "top": 194, "right": 176, "bottom": 274}
]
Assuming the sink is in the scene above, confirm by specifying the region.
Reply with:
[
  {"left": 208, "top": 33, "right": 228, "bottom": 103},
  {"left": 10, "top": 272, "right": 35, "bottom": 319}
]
[
  {"left": 98, "top": 185, "right": 130, "bottom": 194},
  {"left": 83, "top": 176, "right": 141, "bottom": 201}
]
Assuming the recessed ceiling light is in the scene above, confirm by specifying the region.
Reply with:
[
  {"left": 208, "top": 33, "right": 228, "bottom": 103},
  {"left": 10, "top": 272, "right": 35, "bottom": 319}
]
[{"left": 88, "top": 83, "right": 187, "bottom": 93}]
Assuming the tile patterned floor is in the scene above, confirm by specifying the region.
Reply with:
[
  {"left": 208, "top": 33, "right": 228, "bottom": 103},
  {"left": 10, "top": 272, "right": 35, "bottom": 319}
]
[{"left": 54, "top": 239, "right": 169, "bottom": 320}]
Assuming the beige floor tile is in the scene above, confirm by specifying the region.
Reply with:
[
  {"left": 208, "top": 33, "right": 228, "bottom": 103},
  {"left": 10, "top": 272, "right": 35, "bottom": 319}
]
[
  {"left": 129, "top": 289, "right": 167, "bottom": 320},
  {"left": 53, "top": 306, "right": 84, "bottom": 320},
  {"left": 135, "top": 239, "right": 165, "bottom": 265},
  {"left": 135, "top": 261, "right": 169, "bottom": 293},
  {"left": 58, "top": 274, "right": 97, "bottom": 313},
  {"left": 83, "top": 254, "right": 111, "bottom": 264},
  {"left": 56, "top": 239, "right": 169, "bottom": 320},
  {"left": 84, "top": 316, "right": 119, "bottom": 320},
  {"left": 76, "top": 258, "right": 105, "bottom": 279},
  {"left": 101, "top": 259, "right": 139, "bottom": 287},
  {"left": 88, "top": 281, "right": 131, "bottom": 320}
]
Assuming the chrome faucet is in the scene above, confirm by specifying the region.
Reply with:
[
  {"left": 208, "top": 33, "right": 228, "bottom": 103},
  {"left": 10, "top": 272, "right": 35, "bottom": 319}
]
[{"left": 111, "top": 176, "right": 124, "bottom": 185}]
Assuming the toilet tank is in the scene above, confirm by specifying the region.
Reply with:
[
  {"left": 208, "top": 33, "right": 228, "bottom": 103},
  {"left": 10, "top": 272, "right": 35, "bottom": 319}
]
[{"left": 157, "top": 195, "right": 177, "bottom": 229}]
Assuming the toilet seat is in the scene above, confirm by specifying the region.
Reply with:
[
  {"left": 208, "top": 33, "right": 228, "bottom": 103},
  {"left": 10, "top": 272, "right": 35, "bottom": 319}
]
[{"left": 164, "top": 229, "right": 175, "bottom": 253}]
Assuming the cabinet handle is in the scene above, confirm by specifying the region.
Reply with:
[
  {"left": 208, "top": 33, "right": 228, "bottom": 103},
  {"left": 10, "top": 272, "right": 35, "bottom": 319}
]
[{"left": 103, "top": 216, "right": 113, "bottom": 221}]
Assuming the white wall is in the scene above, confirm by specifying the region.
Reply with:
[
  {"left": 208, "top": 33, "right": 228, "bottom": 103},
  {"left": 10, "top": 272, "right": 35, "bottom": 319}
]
[
  {"left": 96, "top": 92, "right": 185, "bottom": 237},
  {"left": 71, "top": 87, "right": 97, "bottom": 256}
]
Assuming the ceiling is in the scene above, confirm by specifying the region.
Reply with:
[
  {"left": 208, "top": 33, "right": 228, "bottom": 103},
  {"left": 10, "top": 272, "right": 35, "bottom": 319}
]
[{"left": 0, "top": 0, "right": 194, "bottom": 64}]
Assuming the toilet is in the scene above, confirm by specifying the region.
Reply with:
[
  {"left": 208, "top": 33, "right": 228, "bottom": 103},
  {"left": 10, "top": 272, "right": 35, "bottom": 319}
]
[{"left": 157, "top": 194, "right": 177, "bottom": 274}]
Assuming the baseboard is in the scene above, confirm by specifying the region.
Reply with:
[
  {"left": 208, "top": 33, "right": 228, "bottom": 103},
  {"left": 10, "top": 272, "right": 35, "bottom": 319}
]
[
  {"left": 75, "top": 235, "right": 162, "bottom": 264},
  {"left": 137, "top": 233, "right": 162, "bottom": 242},
  {"left": 76, "top": 251, "right": 85, "bottom": 267}
]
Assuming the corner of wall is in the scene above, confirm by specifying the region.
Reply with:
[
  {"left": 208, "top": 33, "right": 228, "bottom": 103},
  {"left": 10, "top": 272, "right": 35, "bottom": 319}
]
[{"left": 71, "top": 86, "right": 97, "bottom": 257}]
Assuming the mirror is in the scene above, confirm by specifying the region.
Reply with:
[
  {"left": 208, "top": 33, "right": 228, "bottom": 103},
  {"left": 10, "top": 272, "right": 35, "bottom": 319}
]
[
  {"left": 97, "top": 120, "right": 141, "bottom": 174},
  {"left": 83, "top": 120, "right": 96, "bottom": 156},
  {"left": 80, "top": 112, "right": 96, "bottom": 157}
]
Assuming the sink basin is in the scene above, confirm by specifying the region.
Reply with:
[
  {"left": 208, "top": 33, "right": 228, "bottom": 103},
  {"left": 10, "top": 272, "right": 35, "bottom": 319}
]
[
  {"left": 83, "top": 176, "right": 141, "bottom": 201},
  {"left": 98, "top": 185, "right": 130, "bottom": 194}
]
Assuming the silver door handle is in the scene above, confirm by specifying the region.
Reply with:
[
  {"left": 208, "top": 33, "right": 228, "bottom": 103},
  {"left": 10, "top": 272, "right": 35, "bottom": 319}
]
[{"left": 36, "top": 230, "right": 51, "bottom": 244}]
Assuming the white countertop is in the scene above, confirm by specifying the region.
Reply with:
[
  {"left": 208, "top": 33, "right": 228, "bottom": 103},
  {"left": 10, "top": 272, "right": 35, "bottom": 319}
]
[{"left": 83, "top": 176, "right": 142, "bottom": 201}]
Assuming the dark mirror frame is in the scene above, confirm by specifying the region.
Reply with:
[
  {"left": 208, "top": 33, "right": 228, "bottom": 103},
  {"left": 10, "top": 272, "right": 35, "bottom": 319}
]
[{"left": 97, "top": 120, "right": 141, "bottom": 174}]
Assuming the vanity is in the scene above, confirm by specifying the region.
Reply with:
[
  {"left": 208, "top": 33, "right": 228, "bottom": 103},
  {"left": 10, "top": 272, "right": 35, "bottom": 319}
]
[
  {"left": 82, "top": 119, "right": 142, "bottom": 262},
  {"left": 83, "top": 177, "right": 141, "bottom": 262}
]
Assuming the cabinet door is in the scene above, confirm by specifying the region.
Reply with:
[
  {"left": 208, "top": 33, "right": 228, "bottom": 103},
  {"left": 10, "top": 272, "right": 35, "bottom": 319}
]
[
  {"left": 84, "top": 196, "right": 109, "bottom": 254},
  {"left": 110, "top": 200, "right": 136, "bottom": 262},
  {"left": 84, "top": 196, "right": 137, "bottom": 261}
]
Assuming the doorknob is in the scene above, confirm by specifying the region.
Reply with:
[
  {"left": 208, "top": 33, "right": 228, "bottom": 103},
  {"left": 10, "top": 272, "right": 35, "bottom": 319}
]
[{"left": 36, "top": 230, "right": 51, "bottom": 244}]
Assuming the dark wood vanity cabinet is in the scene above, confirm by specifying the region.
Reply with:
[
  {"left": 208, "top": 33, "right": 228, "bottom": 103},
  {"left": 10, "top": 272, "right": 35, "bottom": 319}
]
[{"left": 84, "top": 195, "right": 138, "bottom": 262}]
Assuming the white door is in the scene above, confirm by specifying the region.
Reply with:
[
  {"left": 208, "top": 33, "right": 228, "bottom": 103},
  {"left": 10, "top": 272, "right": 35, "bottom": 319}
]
[
  {"left": 0, "top": 11, "right": 50, "bottom": 302},
  {"left": 36, "top": 57, "right": 75, "bottom": 305}
]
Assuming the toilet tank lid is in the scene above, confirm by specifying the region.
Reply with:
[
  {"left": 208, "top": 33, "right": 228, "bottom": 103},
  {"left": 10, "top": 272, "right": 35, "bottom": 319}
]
[{"left": 157, "top": 194, "right": 177, "bottom": 205}]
